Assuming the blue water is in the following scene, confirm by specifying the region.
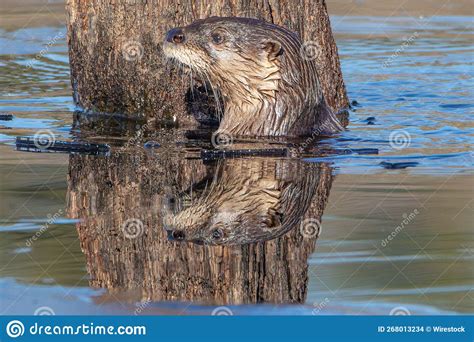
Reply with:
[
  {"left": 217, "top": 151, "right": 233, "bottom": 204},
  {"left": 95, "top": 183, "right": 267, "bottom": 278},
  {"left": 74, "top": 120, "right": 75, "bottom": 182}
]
[{"left": 0, "top": 15, "right": 472, "bottom": 315}]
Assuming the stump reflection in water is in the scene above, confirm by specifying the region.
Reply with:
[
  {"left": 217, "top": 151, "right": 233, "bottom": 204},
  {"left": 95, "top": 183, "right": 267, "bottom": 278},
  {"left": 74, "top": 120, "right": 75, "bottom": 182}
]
[{"left": 67, "top": 147, "right": 334, "bottom": 305}]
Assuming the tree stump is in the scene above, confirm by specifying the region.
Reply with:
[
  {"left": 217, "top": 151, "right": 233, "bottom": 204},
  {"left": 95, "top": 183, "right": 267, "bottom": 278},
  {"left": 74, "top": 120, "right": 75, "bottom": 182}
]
[
  {"left": 66, "top": 0, "right": 348, "bottom": 128},
  {"left": 67, "top": 146, "right": 334, "bottom": 304}
]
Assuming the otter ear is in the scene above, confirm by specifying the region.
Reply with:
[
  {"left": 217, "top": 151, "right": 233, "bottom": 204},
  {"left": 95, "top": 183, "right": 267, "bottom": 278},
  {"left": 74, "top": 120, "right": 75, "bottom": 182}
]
[{"left": 263, "top": 41, "right": 284, "bottom": 61}]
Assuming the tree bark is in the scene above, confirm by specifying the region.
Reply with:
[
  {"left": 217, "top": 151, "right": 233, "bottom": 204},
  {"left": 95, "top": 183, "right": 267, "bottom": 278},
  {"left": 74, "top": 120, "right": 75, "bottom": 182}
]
[
  {"left": 66, "top": 0, "right": 349, "bottom": 128},
  {"left": 67, "top": 147, "right": 334, "bottom": 304}
]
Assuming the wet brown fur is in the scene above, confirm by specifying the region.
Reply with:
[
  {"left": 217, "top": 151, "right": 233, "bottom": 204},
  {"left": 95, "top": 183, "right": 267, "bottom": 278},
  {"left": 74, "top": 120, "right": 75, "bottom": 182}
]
[
  {"left": 163, "top": 17, "right": 343, "bottom": 137},
  {"left": 163, "top": 158, "right": 323, "bottom": 245}
]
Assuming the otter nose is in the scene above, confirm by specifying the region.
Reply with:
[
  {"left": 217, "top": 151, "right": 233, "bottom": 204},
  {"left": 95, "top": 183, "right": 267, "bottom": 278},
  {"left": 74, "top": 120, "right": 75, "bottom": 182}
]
[
  {"left": 170, "top": 230, "right": 186, "bottom": 241},
  {"left": 166, "top": 28, "right": 185, "bottom": 44}
]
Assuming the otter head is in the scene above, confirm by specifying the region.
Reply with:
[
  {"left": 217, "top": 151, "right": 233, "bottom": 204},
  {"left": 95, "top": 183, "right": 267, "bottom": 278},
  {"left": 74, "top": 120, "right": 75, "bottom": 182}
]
[
  {"left": 163, "top": 17, "right": 289, "bottom": 135},
  {"left": 161, "top": 158, "right": 323, "bottom": 246},
  {"left": 163, "top": 17, "right": 284, "bottom": 89},
  {"left": 162, "top": 178, "right": 286, "bottom": 245},
  {"left": 164, "top": 203, "right": 285, "bottom": 246},
  {"left": 163, "top": 17, "right": 342, "bottom": 137}
]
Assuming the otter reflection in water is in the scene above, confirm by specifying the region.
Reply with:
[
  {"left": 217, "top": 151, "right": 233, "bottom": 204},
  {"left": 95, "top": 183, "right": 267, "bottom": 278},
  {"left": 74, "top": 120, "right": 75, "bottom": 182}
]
[
  {"left": 68, "top": 146, "right": 334, "bottom": 305},
  {"left": 164, "top": 158, "right": 322, "bottom": 245}
]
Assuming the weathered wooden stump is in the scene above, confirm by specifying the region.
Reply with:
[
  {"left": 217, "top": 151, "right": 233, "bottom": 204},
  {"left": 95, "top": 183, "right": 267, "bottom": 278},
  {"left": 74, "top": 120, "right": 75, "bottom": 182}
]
[
  {"left": 65, "top": 0, "right": 344, "bottom": 305},
  {"left": 66, "top": 0, "right": 348, "bottom": 128},
  {"left": 67, "top": 147, "right": 334, "bottom": 304}
]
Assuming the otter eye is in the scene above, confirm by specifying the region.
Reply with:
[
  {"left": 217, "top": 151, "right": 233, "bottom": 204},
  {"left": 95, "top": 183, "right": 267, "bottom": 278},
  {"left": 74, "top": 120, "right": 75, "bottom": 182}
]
[
  {"left": 211, "top": 228, "right": 224, "bottom": 240},
  {"left": 211, "top": 32, "right": 224, "bottom": 45}
]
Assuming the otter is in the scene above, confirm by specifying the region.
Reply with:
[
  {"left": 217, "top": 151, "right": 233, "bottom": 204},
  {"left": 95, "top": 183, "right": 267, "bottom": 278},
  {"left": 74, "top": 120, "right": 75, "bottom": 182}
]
[
  {"left": 163, "top": 16, "right": 343, "bottom": 138},
  {"left": 162, "top": 158, "right": 325, "bottom": 245}
]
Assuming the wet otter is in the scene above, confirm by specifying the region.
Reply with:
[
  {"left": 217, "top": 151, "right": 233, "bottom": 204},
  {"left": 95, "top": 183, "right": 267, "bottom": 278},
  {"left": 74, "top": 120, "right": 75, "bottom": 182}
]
[
  {"left": 163, "top": 17, "right": 343, "bottom": 137},
  {"left": 163, "top": 158, "right": 325, "bottom": 245}
]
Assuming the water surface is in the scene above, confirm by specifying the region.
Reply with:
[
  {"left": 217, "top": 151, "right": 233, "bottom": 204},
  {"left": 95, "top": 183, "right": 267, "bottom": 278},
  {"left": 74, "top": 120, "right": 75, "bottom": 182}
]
[{"left": 0, "top": 9, "right": 472, "bottom": 315}]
